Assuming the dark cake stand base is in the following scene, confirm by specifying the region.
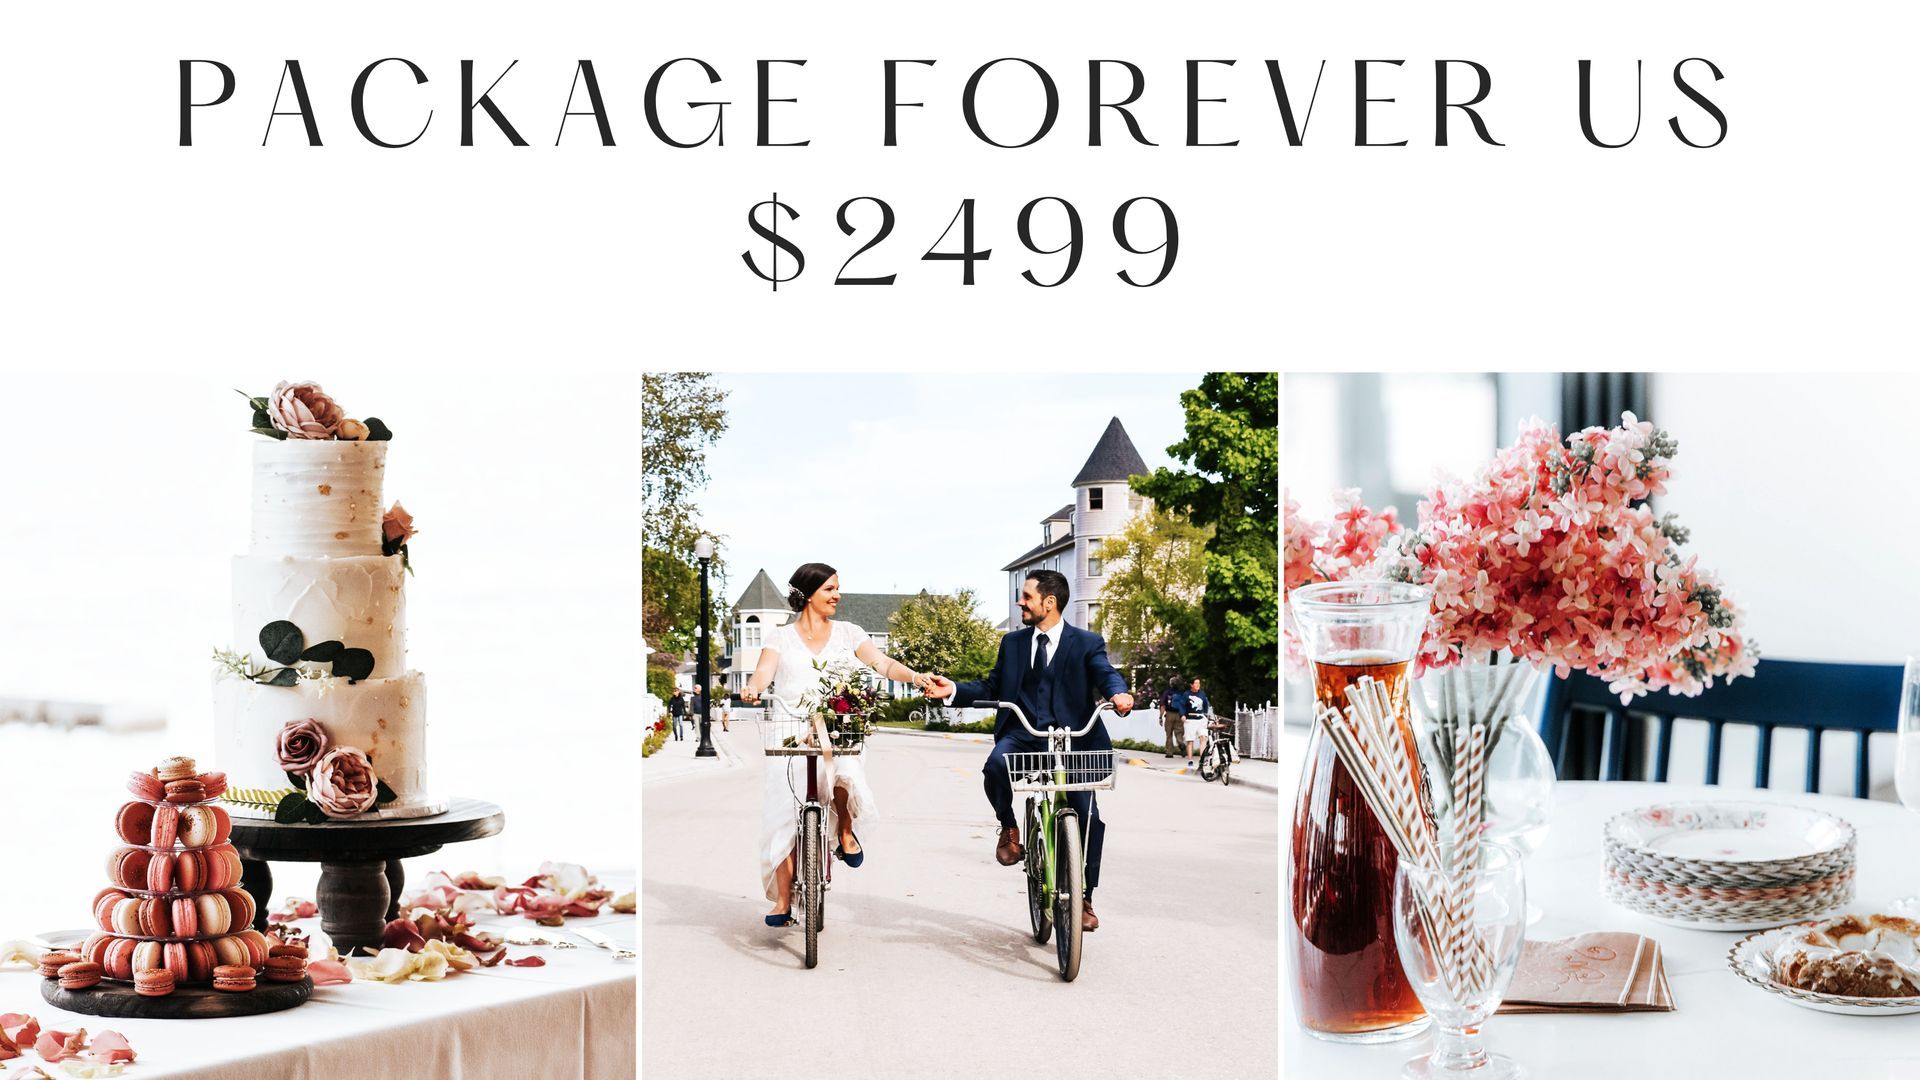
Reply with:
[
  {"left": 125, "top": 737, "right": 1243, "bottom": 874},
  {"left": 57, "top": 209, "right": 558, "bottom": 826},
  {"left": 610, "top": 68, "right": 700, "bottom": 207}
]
[
  {"left": 41, "top": 976, "right": 312, "bottom": 1019},
  {"left": 228, "top": 797, "right": 506, "bottom": 954}
]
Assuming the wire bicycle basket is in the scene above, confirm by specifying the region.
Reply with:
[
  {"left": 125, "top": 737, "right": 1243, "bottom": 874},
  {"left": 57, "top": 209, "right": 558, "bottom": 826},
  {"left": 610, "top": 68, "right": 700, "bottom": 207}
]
[
  {"left": 759, "top": 695, "right": 867, "bottom": 757},
  {"left": 1004, "top": 749, "right": 1117, "bottom": 792}
]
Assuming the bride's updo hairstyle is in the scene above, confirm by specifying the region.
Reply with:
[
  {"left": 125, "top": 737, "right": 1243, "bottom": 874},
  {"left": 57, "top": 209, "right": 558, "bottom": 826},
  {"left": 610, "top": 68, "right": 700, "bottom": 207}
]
[{"left": 787, "top": 562, "right": 838, "bottom": 612}]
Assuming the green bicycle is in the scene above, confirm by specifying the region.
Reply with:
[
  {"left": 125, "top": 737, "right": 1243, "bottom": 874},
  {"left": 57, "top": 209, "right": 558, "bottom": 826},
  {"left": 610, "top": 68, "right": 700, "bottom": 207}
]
[{"left": 978, "top": 700, "right": 1118, "bottom": 982}]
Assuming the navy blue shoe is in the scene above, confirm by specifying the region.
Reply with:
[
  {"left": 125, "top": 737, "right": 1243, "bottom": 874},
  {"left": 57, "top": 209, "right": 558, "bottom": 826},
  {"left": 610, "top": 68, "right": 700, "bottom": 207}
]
[
  {"left": 764, "top": 911, "right": 795, "bottom": 927},
  {"left": 836, "top": 831, "right": 864, "bottom": 868}
]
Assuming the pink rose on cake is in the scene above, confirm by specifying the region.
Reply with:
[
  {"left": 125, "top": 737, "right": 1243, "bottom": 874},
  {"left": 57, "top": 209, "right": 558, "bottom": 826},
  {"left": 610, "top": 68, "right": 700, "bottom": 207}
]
[
  {"left": 383, "top": 502, "right": 416, "bottom": 545},
  {"left": 267, "top": 381, "right": 346, "bottom": 439},
  {"left": 276, "top": 718, "right": 330, "bottom": 775},
  {"left": 309, "top": 747, "right": 380, "bottom": 817}
]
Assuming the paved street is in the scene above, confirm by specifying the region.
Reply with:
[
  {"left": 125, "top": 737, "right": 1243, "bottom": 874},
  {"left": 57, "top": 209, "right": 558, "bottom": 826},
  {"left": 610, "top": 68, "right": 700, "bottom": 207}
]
[{"left": 641, "top": 720, "right": 1279, "bottom": 1080}]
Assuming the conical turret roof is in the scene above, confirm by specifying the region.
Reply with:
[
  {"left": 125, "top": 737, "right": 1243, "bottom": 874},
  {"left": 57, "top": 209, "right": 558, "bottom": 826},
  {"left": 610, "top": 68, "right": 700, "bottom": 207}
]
[{"left": 1071, "top": 417, "right": 1148, "bottom": 486}]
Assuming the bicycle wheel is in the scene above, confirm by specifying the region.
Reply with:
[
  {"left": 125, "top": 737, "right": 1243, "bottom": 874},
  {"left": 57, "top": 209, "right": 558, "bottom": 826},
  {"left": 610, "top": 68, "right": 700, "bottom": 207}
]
[
  {"left": 1053, "top": 808, "right": 1083, "bottom": 982},
  {"left": 1217, "top": 744, "right": 1232, "bottom": 786},
  {"left": 800, "top": 805, "right": 823, "bottom": 969},
  {"left": 1197, "top": 744, "right": 1218, "bottom": 782},
  {"left": 1024, "top": 796, "right": 1051, "bottom": 945}
]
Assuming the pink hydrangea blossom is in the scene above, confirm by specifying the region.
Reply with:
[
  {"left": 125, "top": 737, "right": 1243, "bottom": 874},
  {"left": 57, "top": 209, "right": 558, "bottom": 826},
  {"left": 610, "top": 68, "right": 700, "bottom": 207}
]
[{"left": 1285, "top": 414, "right": 1755, "bottom": 699}]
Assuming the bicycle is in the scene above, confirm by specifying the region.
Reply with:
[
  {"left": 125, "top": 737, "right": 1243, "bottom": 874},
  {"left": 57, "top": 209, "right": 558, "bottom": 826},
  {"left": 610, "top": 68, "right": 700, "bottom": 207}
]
[
  {"left": 756, "top": 689, "right": 864, "bottom": 970},
  {"left": 978, "top": 700, "right": 1119, "bottom": 982},
  {"left": 1195, "top": 713, "right": 1237, "bottom": 786}
]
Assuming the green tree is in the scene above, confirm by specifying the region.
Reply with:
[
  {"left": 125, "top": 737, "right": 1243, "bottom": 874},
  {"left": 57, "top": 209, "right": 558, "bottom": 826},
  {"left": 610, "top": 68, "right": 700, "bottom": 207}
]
[
  {"left": 1131, "top": 372, "right": 1279, "bottom": 707},
  {"left": 1092, "top": 508, "right": 1211, "bottom": 695},
  {"left": 887, "top": 589, "right": 1003, "bottom": 684},
  {"left": 642, "top": 373, "right": 731, "bottom": 666}
]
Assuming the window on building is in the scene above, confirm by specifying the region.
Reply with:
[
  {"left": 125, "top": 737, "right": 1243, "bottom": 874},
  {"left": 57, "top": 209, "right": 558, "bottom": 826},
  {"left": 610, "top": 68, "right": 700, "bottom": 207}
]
[
  {"left": 1086, "top": 602, "right": 1101, "bottom": 628},
  {"left": 1088, "top": 487, "right": 1104, "bottom": 509},
  {"left": 1088, "top": 555, "right": 1103, "bottom": 577},
  {"left": 743, "top": 615, "right": 761, "bottom": 649}
]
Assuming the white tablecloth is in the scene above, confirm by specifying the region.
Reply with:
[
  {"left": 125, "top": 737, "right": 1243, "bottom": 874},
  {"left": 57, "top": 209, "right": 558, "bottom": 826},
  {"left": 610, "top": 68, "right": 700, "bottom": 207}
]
[
  {"left": 1287, "top": 781, "right": 1920, "bottom": 1079},
  {"left": 7, "top": 907, "right": 635, "bottom": 1079}
]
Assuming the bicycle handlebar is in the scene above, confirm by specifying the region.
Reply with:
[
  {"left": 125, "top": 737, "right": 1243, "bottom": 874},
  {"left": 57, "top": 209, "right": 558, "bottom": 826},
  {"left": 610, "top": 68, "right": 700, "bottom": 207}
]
[{"left": 967, "top": 700, "right": 1121, "bottom": 739}]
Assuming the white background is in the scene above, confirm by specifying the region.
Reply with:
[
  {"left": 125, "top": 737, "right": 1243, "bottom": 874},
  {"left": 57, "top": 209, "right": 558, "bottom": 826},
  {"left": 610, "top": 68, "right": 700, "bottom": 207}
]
[{"left": 0, "top": 0, "right": 1915, "bottom": 361}]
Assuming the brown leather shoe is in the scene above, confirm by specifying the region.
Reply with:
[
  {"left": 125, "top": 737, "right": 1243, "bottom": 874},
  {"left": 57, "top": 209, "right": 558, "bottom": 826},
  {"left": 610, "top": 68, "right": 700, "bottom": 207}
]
[
  {"left": 995, "top": 825, "right": 1023, "bottom": 866},
  {"left": 1081, "top": 899, "right": 1099, "bottom": 932}
]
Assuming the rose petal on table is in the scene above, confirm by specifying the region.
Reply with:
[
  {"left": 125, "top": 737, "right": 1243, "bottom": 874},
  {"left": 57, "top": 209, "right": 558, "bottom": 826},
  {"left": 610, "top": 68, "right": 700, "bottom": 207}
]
[
  {"left": 2, "top": 1013, "right": 41, "bottom": 1049},
  {"left": 610, "top": 891, "right": 636, "bottom": 914},
  {"left": 382, "top": 917, "right": 427, "bottom": 952},
  {"left": 0, "top": 1025, "right": 18, "bottom": 1060},
  {"left": 9, "top": 1064, "right": 52, "bottom": 1079},
  {"left": 89, "top": 1031, "right": 135, "bottom": 1064},
  {"left": 36, "top": 1028, "right": 86, "bottom": 1062},
  {"left": 348, "top": 948, "right": 417, "bottom": 983},
  {"left": 307, "top": 958, "right": 354, "bottom": 985},
  {"left": 0, "top": 939, "right": 48, "bottom": 968},
  {"left": 59, "top": 1063, "right": 127, "bottom": 1078},
  {"left": 503, "top": 955, "right": 546, "bottom": 967}
]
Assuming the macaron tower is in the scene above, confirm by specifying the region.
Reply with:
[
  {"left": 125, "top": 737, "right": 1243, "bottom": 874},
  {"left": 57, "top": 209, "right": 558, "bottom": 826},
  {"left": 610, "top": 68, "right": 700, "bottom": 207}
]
[{"left": 79, "top": 755, "right": 276, "bottom": 992}]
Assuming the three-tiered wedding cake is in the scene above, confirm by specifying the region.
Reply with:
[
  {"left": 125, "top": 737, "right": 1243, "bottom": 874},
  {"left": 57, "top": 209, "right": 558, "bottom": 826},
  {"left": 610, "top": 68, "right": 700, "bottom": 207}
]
[{"left": 212, "top": 384, "right": 441, "bottom": 820}]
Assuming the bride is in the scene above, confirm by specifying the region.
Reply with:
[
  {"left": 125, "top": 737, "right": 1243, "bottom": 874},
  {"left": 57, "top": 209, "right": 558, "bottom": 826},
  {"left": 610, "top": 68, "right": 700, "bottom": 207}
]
[{"left": 742, "top": 562, "right": 934, "bottom": 926}]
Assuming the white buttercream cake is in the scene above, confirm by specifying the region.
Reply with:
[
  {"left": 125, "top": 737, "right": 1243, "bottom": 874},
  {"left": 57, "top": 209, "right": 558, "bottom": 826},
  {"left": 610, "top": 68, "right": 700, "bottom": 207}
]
[{"left": 213, "top": 436, "right": 442, "bottom": 819}]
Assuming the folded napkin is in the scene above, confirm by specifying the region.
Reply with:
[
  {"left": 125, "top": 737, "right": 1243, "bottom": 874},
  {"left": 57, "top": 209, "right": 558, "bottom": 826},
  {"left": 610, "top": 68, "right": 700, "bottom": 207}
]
[{"left": 1498, "top": 932, "right": 1675, "bottom": 1013}]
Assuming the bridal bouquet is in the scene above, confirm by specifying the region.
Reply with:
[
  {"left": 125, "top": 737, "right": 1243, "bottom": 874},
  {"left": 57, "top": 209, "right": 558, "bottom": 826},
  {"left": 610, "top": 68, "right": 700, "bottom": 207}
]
[
  {"left": 1286, "top": 413, "right": 1756, "bottom": 702},
  {"left": 793, "top": 656, "right": 884, "bottom": 744}
]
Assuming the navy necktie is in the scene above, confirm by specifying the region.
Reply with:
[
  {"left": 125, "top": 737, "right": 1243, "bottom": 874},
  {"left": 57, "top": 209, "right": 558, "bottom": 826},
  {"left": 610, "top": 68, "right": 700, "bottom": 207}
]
[{"left": 1034, "top": 632, "right": 1050, "bottom": 673}]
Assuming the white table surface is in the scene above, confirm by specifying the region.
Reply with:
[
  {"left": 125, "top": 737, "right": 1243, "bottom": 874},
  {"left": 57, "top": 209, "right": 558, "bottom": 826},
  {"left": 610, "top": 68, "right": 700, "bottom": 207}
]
[
  {"left": 5, "top": 903, "right": 635, "bottom": 1079},
  {"left": 1286, "top": 782, "right": 1920, "bottom": 1080}
]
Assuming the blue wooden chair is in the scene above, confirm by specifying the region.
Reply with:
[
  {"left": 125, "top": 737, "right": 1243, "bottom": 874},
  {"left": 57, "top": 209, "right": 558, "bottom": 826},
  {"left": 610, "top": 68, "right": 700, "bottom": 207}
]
[{"left": 1538, "top": 659, "right": 1906, "bottom": 797}]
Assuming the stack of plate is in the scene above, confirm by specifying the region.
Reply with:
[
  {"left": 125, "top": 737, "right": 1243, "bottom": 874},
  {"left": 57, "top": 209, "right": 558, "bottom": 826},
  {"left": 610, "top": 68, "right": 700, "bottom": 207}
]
[{"left": 1602, "top": 802, "right": 1856, "bottom": 930}]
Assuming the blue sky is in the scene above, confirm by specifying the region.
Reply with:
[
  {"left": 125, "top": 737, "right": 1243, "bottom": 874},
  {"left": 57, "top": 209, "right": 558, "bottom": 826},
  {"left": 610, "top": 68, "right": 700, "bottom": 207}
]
[{"left": 699, "top": 372, "right": 1200, "bottom": 624}]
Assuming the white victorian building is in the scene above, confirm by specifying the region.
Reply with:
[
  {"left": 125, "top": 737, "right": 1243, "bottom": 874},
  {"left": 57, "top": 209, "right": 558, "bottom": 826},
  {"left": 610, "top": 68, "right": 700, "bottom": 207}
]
[
  {"left": 999, "top": 417, "right": 1150, "bottom": 632},
  {"left": 720, "top": 569, "right": 918, "bottom": 699}
]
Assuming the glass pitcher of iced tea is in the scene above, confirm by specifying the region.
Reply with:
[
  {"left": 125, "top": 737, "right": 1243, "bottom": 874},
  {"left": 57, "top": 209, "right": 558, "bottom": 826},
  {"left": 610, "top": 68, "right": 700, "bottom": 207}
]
[{"left": 1287, "top": 581, "right": 1433, "bottom": 1043}]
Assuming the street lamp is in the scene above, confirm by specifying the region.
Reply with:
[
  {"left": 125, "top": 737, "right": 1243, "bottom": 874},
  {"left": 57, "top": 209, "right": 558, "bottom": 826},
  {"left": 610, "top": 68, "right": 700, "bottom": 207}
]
[{"left": 693, "top": 537, "right": 717, "bottom": 758}]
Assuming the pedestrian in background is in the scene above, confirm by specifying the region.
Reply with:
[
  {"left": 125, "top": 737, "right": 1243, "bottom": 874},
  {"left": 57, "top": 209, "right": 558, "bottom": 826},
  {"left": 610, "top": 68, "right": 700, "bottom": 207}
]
[
  {"left": 669, "top": 689, "right": 687, "bottom": 741},
  {"left": 1158, "top": 684, "right": 1182, "bottom": 758},
  {"left": 1178, "top": 676, "right": 1212, "bottom": 768}
]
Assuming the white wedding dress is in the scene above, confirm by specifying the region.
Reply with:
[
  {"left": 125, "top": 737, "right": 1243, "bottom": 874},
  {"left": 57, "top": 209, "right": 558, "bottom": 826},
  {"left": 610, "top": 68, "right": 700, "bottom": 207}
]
[{"left": 759, "top": 619, "right": 880, "bottom": 903}]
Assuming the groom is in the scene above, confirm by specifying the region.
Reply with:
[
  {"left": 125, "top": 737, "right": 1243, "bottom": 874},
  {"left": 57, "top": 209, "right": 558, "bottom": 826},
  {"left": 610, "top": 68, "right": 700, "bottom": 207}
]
[{"left": 926, "top": 569, "right": 1133, "bottom": 932}]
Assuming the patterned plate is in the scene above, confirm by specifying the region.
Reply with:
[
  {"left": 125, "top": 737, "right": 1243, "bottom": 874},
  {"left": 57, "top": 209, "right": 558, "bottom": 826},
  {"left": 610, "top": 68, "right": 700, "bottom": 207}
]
[
  {"left": 1605, "top": 802, "right": 1855, "bottom": 887},
  {"left": 1728, "top": 925, "right": 1920, "bottom": 1015}
]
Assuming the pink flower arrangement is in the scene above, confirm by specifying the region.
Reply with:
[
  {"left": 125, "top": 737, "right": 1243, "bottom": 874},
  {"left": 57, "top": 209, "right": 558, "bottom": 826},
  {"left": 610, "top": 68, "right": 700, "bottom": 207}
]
[
  {"left": 267, "top": 381, "right": 346, "bottom": 439},
  {"left": 382, "top": 502, "right": 416, "bottom": 545},
  {"left": 275, "top": 718, "right": 329, "bottom": 775},
  {"left": 308, "top": 746, "right": 380, "bottom": 817},
  {"left": 1287, "top": 413, "right": 1756, "bottom": 700}
]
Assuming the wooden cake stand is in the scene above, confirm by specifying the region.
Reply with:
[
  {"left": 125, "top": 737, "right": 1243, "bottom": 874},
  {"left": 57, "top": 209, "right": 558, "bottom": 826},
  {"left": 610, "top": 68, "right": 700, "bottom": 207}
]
[{"left": 228, "top": 797, "right": 506, "bottom": 953}]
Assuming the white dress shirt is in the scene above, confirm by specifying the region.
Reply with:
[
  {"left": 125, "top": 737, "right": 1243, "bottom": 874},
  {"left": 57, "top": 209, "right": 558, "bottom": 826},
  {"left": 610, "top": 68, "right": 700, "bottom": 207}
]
[{"left": 944, "top": 617, "right": 1067, "bottom": 704}]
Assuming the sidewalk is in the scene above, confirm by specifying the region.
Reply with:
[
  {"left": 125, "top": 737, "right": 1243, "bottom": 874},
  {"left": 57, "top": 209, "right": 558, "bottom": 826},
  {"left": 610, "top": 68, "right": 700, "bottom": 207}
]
[
  {"left": 641, "top": 720, "right": 745, "bottom": 785},
  {"left": 872, "top": 726, "right": 1280, "bottom": 794}
]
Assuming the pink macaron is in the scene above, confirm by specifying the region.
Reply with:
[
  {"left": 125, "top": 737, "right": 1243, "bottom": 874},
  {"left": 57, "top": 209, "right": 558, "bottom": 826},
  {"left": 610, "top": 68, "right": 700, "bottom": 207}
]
[
  {"left": 184, "top": 940, "right": 213, "bottom": 983},
  {"left": 104, "top": 937, "right": 136, "bottom": 981},
  {"left": 222, "top": 888, "right": 255, "bottom": 930},
  {"left": 150, "top": 803, "right": 179, "bottom": 849},
  {"left": 81, "top": 933, "right": 110, "bottom": 968},
  {"left": 239, "top": 929, "right": 271, "bottom": 967},
  {"left": 177, "top": 850, "right": 203, "bottom": 893},
  {"left": 164, "top": 941, "right": 190, "bottom": 985},
  {"left": 126, "top": 771, "right": 165, "bottom": 801},
  {"left": 110, "top": 847, "right": 150, "bottom": 891},
  {"left": 173, "top": 897, "right": 200, "bottom": 938},
  {"left": 93, "top": 888, "right": 127, "bottom": 931},
  {"left": 198, "top": 771, "right": 227, "bottom": 799},
  {"left": 115, "top": 802, "right": 155, "bottom": 846},
  {"left": 146, "top": 851, "right": 175, "bottom": 893},
  {"left": 141, "top": 896, "right": 171, "bottom": 938}
]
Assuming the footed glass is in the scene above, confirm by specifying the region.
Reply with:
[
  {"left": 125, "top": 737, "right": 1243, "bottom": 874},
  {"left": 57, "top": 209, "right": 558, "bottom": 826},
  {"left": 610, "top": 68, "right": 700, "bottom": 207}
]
[{"left": 1392, "top": 842, "right": 1527, "bottom": 1080}]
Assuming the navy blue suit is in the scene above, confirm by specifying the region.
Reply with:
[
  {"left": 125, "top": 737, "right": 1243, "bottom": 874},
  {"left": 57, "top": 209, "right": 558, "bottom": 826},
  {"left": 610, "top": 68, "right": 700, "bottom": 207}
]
[{"left": 950, "top": 622, "right": 1128, "bottom": 892}]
